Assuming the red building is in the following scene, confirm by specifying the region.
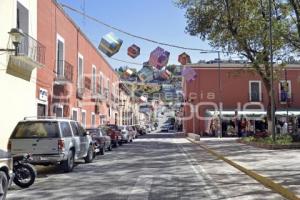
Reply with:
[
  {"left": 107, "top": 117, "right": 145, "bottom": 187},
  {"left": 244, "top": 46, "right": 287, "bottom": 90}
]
[
  {"left": 183, "top": 63, "right": 300, "bottom": 135},
  {"left": 36, "top": 0, "right": 119, "bottom": 128}
]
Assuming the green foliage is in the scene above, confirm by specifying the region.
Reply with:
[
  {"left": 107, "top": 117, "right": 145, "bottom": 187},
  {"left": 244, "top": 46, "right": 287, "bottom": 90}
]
[{"left": 242, "top": 134, "right": 293, "bottom": 145}]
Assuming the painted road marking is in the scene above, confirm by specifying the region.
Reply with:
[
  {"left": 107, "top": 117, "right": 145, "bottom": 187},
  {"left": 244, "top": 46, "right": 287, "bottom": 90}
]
[{"left": 186, "top": 138, "right": 300, "bottom": 200}]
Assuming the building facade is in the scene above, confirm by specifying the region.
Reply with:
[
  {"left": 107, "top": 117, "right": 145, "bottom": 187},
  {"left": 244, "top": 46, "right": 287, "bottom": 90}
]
[
  {"left": 183, "top": 64, "right": 300, "bottom": 135},
  {"left": 36, "top": 0, "right": 119, "bottom": 128},
  {"left": 0, "top": 0, "right": 45, "bottom": 150}
]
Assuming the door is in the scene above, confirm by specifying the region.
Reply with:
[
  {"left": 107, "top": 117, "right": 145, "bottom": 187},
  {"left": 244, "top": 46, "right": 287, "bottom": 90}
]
[
  {"left": 70, "top": 121, "right": 81, "bottom": 158},
  {"left": 37, "top": 104, "right": 46, "bottom": 117},
  {"left": 77, "top": 123, "right": 89, "bottom": 157}
]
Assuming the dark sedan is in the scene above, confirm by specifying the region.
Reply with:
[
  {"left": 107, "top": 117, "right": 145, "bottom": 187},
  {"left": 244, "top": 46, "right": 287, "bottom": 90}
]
[{"left": 87, "top": 128, "right": 112, "bottom": 155}]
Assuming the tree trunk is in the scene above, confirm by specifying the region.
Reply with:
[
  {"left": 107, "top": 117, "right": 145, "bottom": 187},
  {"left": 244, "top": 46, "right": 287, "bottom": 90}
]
[{"left": 263, "top": 79, "right": 275, "bottom": 135}]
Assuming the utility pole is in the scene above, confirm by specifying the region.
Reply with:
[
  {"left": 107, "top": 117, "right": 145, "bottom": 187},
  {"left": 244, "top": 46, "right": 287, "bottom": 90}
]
[
  {"left": 269, "top": 0, "right": 276, "bottom": 141},
  {"left": 218, "top": 51, "right": 222, "bottom": 138}
]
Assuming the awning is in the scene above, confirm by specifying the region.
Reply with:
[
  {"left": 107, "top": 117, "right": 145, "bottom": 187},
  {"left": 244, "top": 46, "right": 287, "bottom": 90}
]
[{"left": 206, "top": 110, "right": 300, "bottom": 116}]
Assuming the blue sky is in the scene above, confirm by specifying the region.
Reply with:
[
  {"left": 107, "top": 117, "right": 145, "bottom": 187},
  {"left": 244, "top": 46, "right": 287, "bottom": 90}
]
[{"left": 57, "top": 0, "right": 223, "bottom": 70}]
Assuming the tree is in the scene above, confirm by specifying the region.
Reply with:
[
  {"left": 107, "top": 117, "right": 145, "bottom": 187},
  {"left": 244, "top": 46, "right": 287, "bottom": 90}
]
[{"left": 177, "top": 0, "right": 289, "bottom": 134}]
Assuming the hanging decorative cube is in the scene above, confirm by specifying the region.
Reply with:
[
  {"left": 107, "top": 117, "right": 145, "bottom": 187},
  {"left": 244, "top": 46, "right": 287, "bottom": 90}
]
[
  {"left": 127, "top": 44, "right": 140, "bottom": 58},
  {"left": 149, "top": 47, "right": 170, "bottom": 70},
  {"left": 181, "top": 67, "right": 197, "bottom": 82},
  {"left": 178, "top": 52, "right": 191, "bottom": 65},
  {"left": 98, "top": 32, "right": 123, "bottom": 57},
  {"left": 160, "top": 69, "right": 171, "bottom": 80}
]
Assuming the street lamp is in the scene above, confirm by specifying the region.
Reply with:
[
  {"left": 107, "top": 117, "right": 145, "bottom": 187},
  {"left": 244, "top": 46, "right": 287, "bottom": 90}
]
[{"left": 0, "top": 28, "right": 24, "bottom": 56}]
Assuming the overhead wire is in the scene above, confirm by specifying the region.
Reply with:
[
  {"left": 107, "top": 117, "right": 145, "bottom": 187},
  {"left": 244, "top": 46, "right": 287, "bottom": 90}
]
[{"left": 60, "top": 3, "right": 219, "bottom": 53}]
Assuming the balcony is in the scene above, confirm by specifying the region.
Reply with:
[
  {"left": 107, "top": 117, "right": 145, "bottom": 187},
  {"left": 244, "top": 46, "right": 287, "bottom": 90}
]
[
  {"left": 76, "top": 87, "right": 85, "bottom": 99},
  {"left": 54, "top": 60, "right": 73, "bottom": 83},
  {"left": 7, "top": 33, "right": 46, "bottom": 81}
]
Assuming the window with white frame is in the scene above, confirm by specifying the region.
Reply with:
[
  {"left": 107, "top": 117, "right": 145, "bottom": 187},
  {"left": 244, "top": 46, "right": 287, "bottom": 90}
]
[
  {"left": 55, "top": 105, "right": 63, "bottom": 118},
  {"left": 56, "top": 34, "right": 65, "bottom": 78},
  {"left": 78, "top": 53, "right": 84, "bottom": 89},
  {"left": 72, "top": 108, "right": 78, "bottom": 121},
  {"left": 107, "top": 79, "right": 110, "bottom": 95},
  {"left": 99, "top": 72, "right": 103, "bottom": 94},
  {"left": 249, "top": 81, "right": 261, "bottom": 102},
  {"left": 279, "top": 80, "right": 291, "bottom": 102},
  {"left": 92, "top": 65, "right": 96, "bottom": 94},
  {"left": 81, "top": 110, "right": 86, "bottom": 128},
  {"left": 91, "top": 113, "right": 96, "bottom": 128}
]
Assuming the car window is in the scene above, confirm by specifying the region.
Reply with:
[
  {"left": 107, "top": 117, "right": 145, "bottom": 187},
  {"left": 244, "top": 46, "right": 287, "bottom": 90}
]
[
  {"left": 60, "top": 122, "right": 73, "bottom": 137},
  {"left": 87, "top": 129, "right": 100, "bottom": 137},
  {"left": 77, "top": 123, "right": 86, "bottom": 136},
  {"left": 11, "top": 121, "right": 59, "bottom": 138},
  {"left": 70, "top": 121, "right": 80, "bottom": 136}
]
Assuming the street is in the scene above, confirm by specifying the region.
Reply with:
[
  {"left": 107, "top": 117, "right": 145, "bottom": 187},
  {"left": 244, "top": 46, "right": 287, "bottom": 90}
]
[{"left": 7, "top": 132, "right": 284, "bottom": 200}]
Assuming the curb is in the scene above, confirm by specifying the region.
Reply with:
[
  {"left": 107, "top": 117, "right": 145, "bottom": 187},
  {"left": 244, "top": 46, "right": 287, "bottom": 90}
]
[{"left": 186, "top": 138, "right": 300, "bottom": 200}]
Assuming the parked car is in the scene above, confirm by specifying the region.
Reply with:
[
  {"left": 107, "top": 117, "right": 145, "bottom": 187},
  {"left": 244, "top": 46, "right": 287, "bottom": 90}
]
[
  {"left": 86, "top": 128, "right": 112, "bottom": 155},
  {"left": 129, "top": 125, "right": 138, "bottom": 138},
  {"left": 145, "top": 125, "right": 151, "bottom": 133},
  {"left": 8, "top": 118, "right": 94, "bottom": 173},
  {"left": 104, "top": 124, "right": 123, "bottom": 146},
  {"left": 161, "top": 124, "right": 172, "bottom": 132},
  {"left": 0, "top": 150, "right": 13, "bottom": 200},
  {"left": 136, "top": 125, "right": 146, "bottom": 135},
  {"left": 118, "top": 126, "right": 134, "bottom": 143}
]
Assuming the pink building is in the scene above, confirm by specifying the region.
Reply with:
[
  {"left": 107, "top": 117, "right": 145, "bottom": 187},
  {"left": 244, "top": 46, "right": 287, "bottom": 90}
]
[{"left": 183, "top": 63, "right": 300, "bottom": 135}]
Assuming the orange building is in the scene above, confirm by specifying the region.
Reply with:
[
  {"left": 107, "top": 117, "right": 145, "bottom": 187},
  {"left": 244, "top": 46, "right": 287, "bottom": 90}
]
[{"left": 36, "top": 0, "right": 119, "bottom": 128}]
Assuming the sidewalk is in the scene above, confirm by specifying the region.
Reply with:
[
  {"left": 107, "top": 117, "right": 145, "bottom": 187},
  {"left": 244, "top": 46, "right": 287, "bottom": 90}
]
[{"left": 196, "top": 137, "right": 300, "bottom": 197}]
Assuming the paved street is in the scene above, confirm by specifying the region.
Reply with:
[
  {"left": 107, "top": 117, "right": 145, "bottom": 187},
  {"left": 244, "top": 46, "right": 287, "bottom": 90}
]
[{"left": 7, "top": 132, "right": 284, "bottom": 200}]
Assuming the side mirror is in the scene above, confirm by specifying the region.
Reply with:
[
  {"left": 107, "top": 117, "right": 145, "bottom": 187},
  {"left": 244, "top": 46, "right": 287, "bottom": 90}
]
[{"left": 83, "top": 131, "right": 89, "bottom": 136}]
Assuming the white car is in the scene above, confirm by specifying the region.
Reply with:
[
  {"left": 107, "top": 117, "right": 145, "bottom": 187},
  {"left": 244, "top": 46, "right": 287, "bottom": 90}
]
[
  {"left": 8, "top": 118, "right": 94, "bottom": 172},
  {"left": 118, "top": 126, "right": 134, "bottom": 143}
]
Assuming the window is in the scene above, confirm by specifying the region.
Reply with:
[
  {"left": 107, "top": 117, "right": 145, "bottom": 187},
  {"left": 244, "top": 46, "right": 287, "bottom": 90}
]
[
  {"left": 92, "top": 65, "right": 96, "bottom": 94},
  {"left": 56, "top": 34, "right": 65, "bottom": 78},
  {"left": 12, "top": 121, "right": 59, "bottom": 138},
  {"left": 91, "top": 113, "right": 96, "bottom": 128},
  {"left": 72, "top": 109, "right": 78, "bottom": 121},
  {"left": 279, "top": 80, "right": 291, "bottom": 102},
  {"left": 70, "top": 121, "right": 79, "bottom": 136},
  {"left": 81, "top": 110, "right": 86, "bottom": 128},
  {"left": 55, "top": 105, "right": 63, "bottom": 118},
  {"left": 99, "top": 73, "right": 103, "bottom": 94},
  {"left": 249, "top": 81, "right": 261, "bottom": 102},
  {"left": 78, "top": 54, "right": 84, "bottom": 89},
  {"left": 60, "top": 122, "right": 72, "bottom": 137},
  {"left": 17, "top": 2, "right": 28, "bottom": 55}
]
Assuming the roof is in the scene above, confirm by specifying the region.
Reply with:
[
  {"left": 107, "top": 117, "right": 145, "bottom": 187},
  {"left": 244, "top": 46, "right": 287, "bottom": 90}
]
[{"left": 185, "top": 63, "right": 300, "bottom": 69}]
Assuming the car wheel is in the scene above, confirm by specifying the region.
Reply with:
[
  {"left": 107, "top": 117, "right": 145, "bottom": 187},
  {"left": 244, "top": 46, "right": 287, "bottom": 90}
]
[
  {"left": 100, "top": 146, "right": 105, "bottom": 155},
  {"left": 0, "top": 171, "right": 8, "bottom": 200},
  {"left": 84, "top": 145, "right": 94, "bottom": 163},
  {"left": 62, "top": 150, "right": 74, "bottom": 173},
  {"left": 108, "top": 144, "right": 113, "bottom": 151},
  {"left": 118, "top": 141, "right": 123, "bottom": 146}
]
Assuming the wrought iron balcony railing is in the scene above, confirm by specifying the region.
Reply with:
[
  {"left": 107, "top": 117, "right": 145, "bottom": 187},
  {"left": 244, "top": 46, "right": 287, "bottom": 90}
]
[
  {"left": 55, "top": 60, "right": 73, "bottom": 83},
  {"left": 18, "top": 33, "right": 46, "bottom": 65}
]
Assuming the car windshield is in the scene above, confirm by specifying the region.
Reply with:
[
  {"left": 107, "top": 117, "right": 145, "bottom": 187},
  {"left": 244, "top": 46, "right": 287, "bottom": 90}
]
[{"left": 11, "top": 121, "right": 59, "bottom": 138}]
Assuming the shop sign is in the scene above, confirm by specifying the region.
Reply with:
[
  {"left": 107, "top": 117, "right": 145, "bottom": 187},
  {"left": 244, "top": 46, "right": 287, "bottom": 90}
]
[{"left": 39, "top": 88, "right": 48, "bottom": 101}]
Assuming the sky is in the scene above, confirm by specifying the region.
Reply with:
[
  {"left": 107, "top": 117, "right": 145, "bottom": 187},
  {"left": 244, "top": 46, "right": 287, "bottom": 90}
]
[{"left": 57, "top": 0, "right": 223, "bottom": 70}]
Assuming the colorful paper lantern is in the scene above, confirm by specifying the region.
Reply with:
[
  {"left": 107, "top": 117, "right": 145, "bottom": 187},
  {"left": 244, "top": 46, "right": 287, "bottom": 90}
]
[
  {"left": 98, "top": 32, "right": 123, "bottom": 57},
  {"left": 178, "top": 52, "right": 191, "bottom": 65},
  {"left": 149, "top": 47, "right": 170, "bottom": 70},
  {"left": 127, "top": 44, "right": 140, "bottom": 58},
  {"left": 160, "top": 69, "right": 171, "bottom": 80},
  {"left": 182, "top": 67, "right": 197, "bottom": 82}
]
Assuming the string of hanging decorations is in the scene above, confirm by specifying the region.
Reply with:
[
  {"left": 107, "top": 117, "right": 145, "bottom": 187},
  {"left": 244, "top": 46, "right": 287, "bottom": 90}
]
[
  {"left": 60, "top": 3, "right": 218, "bottom": 53},
  {"left": 60, "top": 3, "right": 221, "bottom": 83}
]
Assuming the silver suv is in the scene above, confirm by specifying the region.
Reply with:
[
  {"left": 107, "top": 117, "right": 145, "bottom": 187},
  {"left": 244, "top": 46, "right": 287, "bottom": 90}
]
[
  {"left": 8, "top": 118, "right": 94, "bottom": 172},
  {"left": 0, "top": 150, "right": 13, "bottom": 200}
]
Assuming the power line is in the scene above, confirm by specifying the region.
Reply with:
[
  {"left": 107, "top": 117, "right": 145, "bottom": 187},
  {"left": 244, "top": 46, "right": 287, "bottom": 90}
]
[{"left": 60, "top": 3, "right": 218, "bottom": 53}]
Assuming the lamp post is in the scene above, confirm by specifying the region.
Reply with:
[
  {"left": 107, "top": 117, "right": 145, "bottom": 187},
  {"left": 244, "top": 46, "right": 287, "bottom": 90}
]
[{"left": 0, "top": 28, "right": 24, "bottom": 55}]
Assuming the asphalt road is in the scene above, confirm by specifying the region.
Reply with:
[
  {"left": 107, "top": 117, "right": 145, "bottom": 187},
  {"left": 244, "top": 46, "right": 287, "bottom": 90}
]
[{"left": 7, "top": 132, "right": 284, "bottom": 200}]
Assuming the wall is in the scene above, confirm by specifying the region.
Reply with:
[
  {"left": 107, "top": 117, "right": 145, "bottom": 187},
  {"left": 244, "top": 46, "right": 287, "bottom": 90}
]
[
  {"left": 0, "top": 0, "right": 37, "bottom": 151},
  {"left": 183, "top": 64, "right": 300, "bottom": 134}
]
